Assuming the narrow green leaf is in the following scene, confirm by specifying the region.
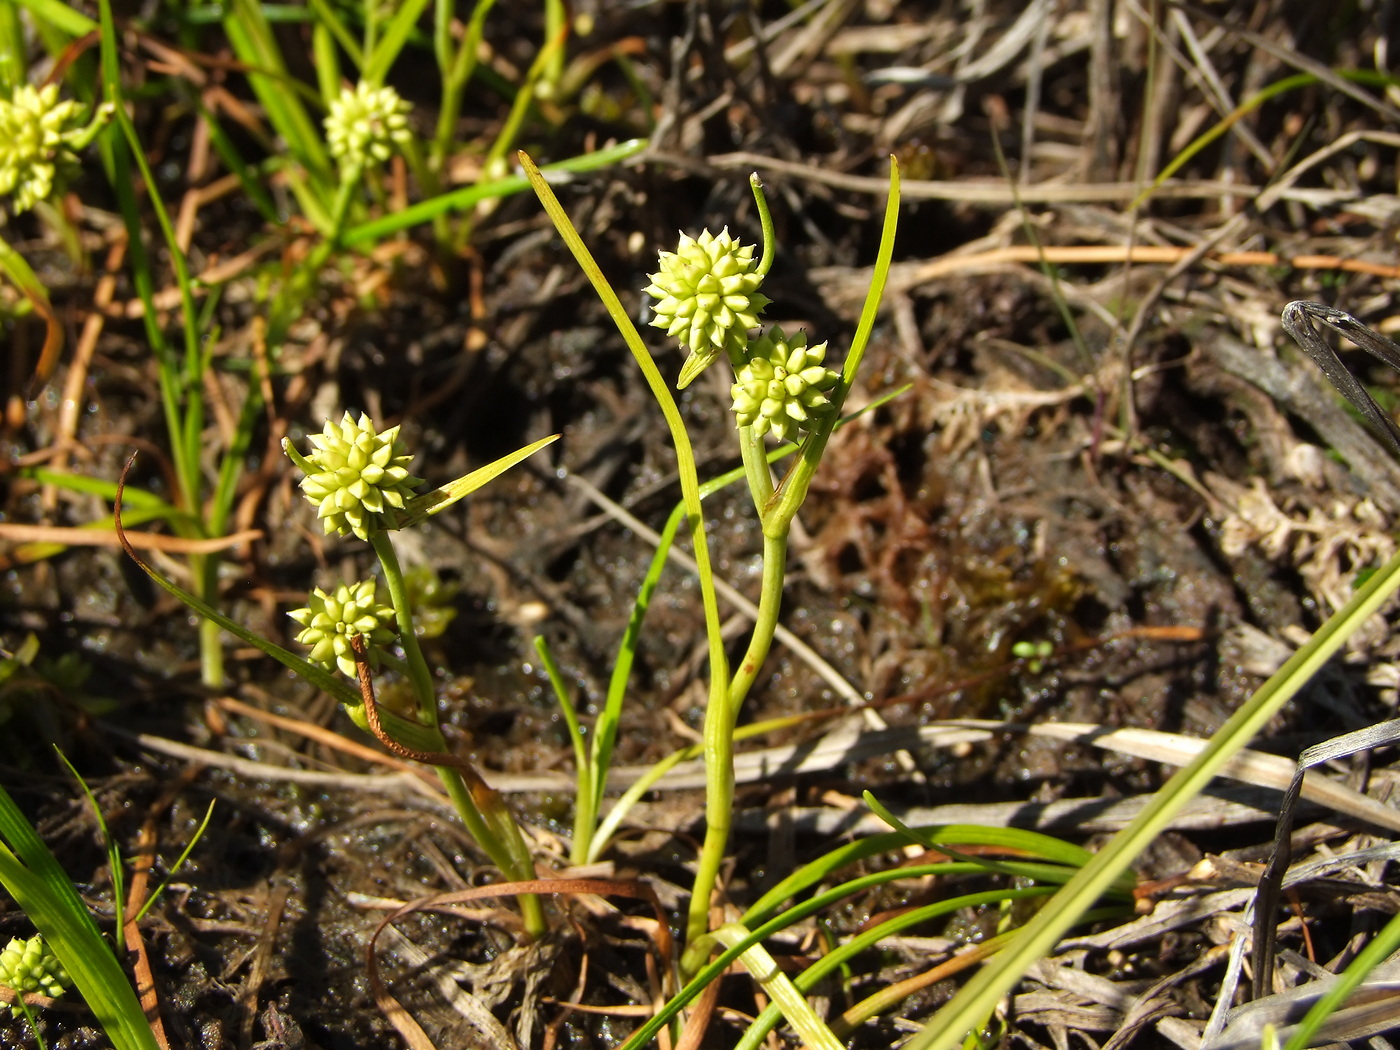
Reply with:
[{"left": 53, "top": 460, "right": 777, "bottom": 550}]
[
  {"left": 343, "top": 139, "right": 647, "bottom": 246},
  {"left": 362, "top": 0, "right": 432, "bottom": 84},
  {"left": 0, "top": 233, "right": 63, "bottom": 384},
  {"left": 0, "top": 786, "right": 159, "bottom": 1050},
  {"left": 113, "top": 476, "right": 364, "bottom": 712},
  {"left": 904, "top": 547, "right": 1400, "bottom": 1050},
  {"left": 11, "top": 0, "right": 94, "bottom": 35},
  {"left": 399, "top": 434, "right": 559, "bottom": 526}
]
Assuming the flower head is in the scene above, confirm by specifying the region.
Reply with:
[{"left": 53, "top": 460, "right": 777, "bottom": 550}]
[
  {"left": 288, "top": 580, "right": 397, "bottom": 679},
  {"left": 285, "top": 411, "right": 424, "bottom": 540},
  {"left": 0, "top": 934, "right": 69, "bottom": 1015},
  {"left": 731, "top": 326, "right": 840, "bottom": 442},
  {"left": 325, "top": 81, "right": 412, "bottom": 169},
  {"left": 645, "top": 227, "right": 770, "bottom": 388},
  {"left": 0, "top": 84, "right": 86, "bottom": 213}
]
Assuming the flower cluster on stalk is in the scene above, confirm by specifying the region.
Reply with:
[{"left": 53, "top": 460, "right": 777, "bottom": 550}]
[
  {"left": 324, "top": 81, "right": 412, "bottom": 170},
  {"left": 0, "top": 935, "right": 68, "bottom": 1016},
  {"left": 730, "top": 326, "right": 839, "bottom": 442},
  {"left": 284, "top": 411, "right": 423, "bottom": 541},
  {"left": 288, "top": 580, "right": 397, "bottom": 679},
  {"left": 0, "top": 85, "right": 99, "bottom": 212},
  {"left": 645, "top": 227, "right": 770, "bottom": 387},
  {"left": 648, "top": 228, "right": 842, "bottom": 440}
]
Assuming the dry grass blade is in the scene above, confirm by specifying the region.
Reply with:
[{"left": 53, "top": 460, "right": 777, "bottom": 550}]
[
  {"left": 1251, "top": 719, "right": 1400, "bottom": 998},
  {"left": 366, "top": 879, "right": 671, "bottom": 1049},
  {"left": 1282, "top": 301, "right": 1400, "bottom": 459},
  {"left": 0, "top": 522, "right": 263, "bottom": 553}
]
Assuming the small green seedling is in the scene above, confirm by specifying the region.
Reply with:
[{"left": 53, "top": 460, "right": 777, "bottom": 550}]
[{"left": 1011, "top": 639, "right": 1055, "bottom": 673}]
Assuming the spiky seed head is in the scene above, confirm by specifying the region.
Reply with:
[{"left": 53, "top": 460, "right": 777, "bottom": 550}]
[
  {"left": 325, "top": 81, "right": 412, "bottom": 169},
  {"left": 284, "top": 411, "right": 424, "bottom": 540},
  {"left": 288, "top": 579, "right": 397, "bottom": 679},
  {"left": 0, "top": 934, "right": 69, "bottom": 1015},
  {"left": 730, "top": 326, "right": 840, "bottom": 442},
  {"left": 0, "top": 84, "right": 86, "bottom": 212},
  {"left": 645, "top": 227, "right": 770, "bottom": 387}
]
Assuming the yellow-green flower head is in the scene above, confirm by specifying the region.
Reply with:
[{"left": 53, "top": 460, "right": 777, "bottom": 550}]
[
  {"left": 325, "top": 81, "right": 412, "bottom": 169},
  {"left": 0, "top": 935, "right": 69, "bottom": 1015},
  {"left": 645, "top": 227, "right": 771, "bottom": 382},
  {"left": 731, "top": 326, "right": 840, "bottom": 442},
  {"left": 284, "top": 411, "right": 424, "bottom": 540},
  {"left": 0, "top": 84, "right": 84, "bottom": 213},
  {"left": 288, "top": 580, "right": 397, "bottom": 679}
]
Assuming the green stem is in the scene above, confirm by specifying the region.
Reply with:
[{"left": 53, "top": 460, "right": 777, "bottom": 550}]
[
  {"left": 325, "top": 160, "right": 362, "bottom": 247},
  {"left": 682, "top": 176, "right": 784, "bottom": 961},
  {"left": 726, "top": 338, "right": 774, "bottom": 514},
  {"left": 729, "top": 531, "right": 788, "bottom": 708},
  {"left": 750, "top": 173, "right": 775, "bottom": 278},
  {"left": 435, "top": 765, "right": 546, "bottom": 937},
  {"left": 369, "top": 531, "right": 437, "bottom": 725},
  {"left": 738, "top": 424, "right": 774, "bottom": 515},
  {"left": 685, "top": 530, "right": 788, "bottom": 964},
  {"left": 195, "top": 555, "right": 225, "bottom": 687},
  {"left": 369, "top": 529, "right": 545, "bottom": 937}
]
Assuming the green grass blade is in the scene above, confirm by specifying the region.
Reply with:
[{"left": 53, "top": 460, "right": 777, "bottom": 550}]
[
  {"left": 343, "top": 139, "right": 646, "bottom": 247},
  {"left": 711, "top": 923, "right": 843, "bottom": 1050},
  {"left": 223, "top": 0, "right": 332, "bottom": 186},
  {"left": 205, "top": 367, "right": 265, "bottom": 535},
  {"left": 1131, "top": 69, "right": 1400, "bottom": 211},
  {"left": 903, "top": 546, "right": 1400, "bottom": 1050},
  {"left": 862, "top": 791, "right": 1137, "bottom": 898},
  {"left": 0, "top": 232, "right": 64, "bottom": 384},
  {"left": 131, "top": 801, "right": 217, "bottom": 925},
  {"left": 0, "top": 1, "right": 24, "bottom": 94},
  {"left": 735, "top": 888, "right": 1074, "bottom": 1050},
  {"left": 311, "top": 22, "right": 341, "bottom": 107},
  {"left": 398, "top": 434, "right": 559, "bottom": 526},
  {"left": 0, "top": 785, "right": 159, "bottom": 1050},
  {"left": 743, "top": 824, "right": 1098, "bottom": 929},
  {"left": 622, "top": 886, "right": 1062, "bottom": 1050},
  {"left": 768, "top": 156, "right": 899, "bottom": 529},
  {"left": 362, "top": 0, "right": 431, "bottom": 84},
  {"left": 479, "top": 21, "right": 568, "bottom": 179},
  {"left": 1284, "top": 907, "right": 1400, "bottom": 1050},
  {"left": 432, "top": 0, "right": 500, "bottom": 171},
  {"left": 533, "top": 635, "right": 590, "bottom": 792},
  {"left": 97, "top": 12, "right": 192, "bottom": 508},
  {"left": 11, "top": 0, "right": 94, "bottom": 35},
  {"left": 25, "top": 470, "right": 179, "bottom": 513},
  {"left": 307, "top": 0, "right": 363, "bottom": 70},
  {"left": 194, "top": 106, "right": 282, "bottom": 223},
  {"left": 588, "top": 505, "right": 682, "bottom": 837}
]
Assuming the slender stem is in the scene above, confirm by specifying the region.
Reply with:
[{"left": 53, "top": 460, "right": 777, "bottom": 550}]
[
  {"left": 368, "top": 530, "right": 545, "bottom": 937},
  {"left": 728, "top": 531, "right": 787, "bottom": 707},
  {"left": 523, "top": 154, "right": 732, "bottom": 947},
  {"left": 435, "top": 765, "right": 547, "bottom": 937},
  {"left": 434, "top": 764, "right": 501, "bottom": 868},
  {"left": 738, "top": 424, "right": 774, "bottom": 515},
  {"left": 196, "top": 556, "right": 225, "bottom": 687},
  {"left": 325, "top": 161, "right": 362, "bottom": 247},
  {"left": 750, "top": 174, "right": 775, "bottom": 278},
  {"left": 685, "top": 530, "right": 788, "bottom": 958},
  {"left": 369, "top": 531, "right": 437, "bottom": 725},
  {"left": 683, "top": 178, "right": 782, "bottom": 957}
]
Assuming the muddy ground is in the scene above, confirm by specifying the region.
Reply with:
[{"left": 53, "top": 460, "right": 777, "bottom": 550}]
[{"left": 5, "top": 1, "right": 1400, "bottom": 1047}]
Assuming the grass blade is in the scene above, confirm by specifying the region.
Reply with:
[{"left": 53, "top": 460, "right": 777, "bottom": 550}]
[
  {"left": 902, "top": 545, "right": 1400, "bottom": 1050},
  {"left": 0, "top": 785, "right": 159, "bottom": 1050}
]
